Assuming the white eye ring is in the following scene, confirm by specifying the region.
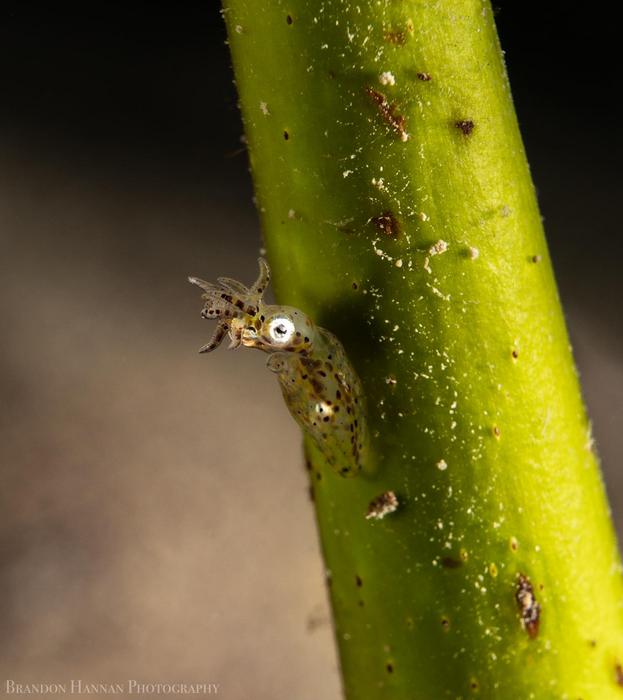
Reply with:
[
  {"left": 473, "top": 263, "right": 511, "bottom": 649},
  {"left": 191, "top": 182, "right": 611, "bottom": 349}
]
[{"left": 268, "top": 316, "right": 296, "bottom": 344}]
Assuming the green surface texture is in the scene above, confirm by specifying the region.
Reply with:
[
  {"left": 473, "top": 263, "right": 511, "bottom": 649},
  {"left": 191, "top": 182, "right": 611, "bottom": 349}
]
[{"left": 221, "top": 1, "right": 623, "bottom": 697}]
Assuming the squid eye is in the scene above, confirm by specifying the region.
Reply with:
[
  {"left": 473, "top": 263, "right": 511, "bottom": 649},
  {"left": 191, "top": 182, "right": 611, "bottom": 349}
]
[{"left": 268, "top": 316, "right": 295, "bottom": 344}]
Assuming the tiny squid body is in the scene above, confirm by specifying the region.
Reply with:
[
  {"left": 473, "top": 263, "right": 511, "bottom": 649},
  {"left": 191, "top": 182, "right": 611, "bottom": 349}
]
[{"left": 189, "top": 258, "right": 367, "bottom": 477}]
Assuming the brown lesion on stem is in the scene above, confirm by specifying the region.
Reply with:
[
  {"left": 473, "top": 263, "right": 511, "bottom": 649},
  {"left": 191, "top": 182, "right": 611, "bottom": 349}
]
[
  {"left": 365, "top": 87, "right": 409, "bottom": 142},
  {"left": 441, "top": 556, "right": 463, "bottom": 569},
  {"left": 372, "top": 211, "right": 400, "bottom": 238},
  {"left": 383, "top": 19, "right": 414, "bottom": 45},
  {"left": 516, "top": 573, "right": 541, "bottom": 639},
  {"left": 365, "top": 490, "right": 399, "bottom": 520},
  {"left": 384, "top": 30, "right": 407, "bottom": 45},
  {"left": 455, "top": 119, "right": 475, "bottom": 136}
]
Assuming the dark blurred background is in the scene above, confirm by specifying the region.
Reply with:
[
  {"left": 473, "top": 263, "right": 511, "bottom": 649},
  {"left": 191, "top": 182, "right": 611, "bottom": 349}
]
[{"left": 0, "top": 2, "right": 620, "bottom": 698}]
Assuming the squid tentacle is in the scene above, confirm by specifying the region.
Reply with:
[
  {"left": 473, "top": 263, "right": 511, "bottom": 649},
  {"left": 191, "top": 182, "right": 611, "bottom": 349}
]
[
  {"left": 198, "top": 321, "right": 229, "bottom": 354},
  {"left": 249, "top": 258, "right": 270, "bottom": 295},
  {"left": 217, "top": 277, "right": 250, "bottom": 295}
]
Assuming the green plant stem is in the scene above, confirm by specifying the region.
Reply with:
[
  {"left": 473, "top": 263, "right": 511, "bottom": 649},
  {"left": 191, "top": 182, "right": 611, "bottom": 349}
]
[{"left": 221, "top": 1, "right": 623, "bottom": 697}]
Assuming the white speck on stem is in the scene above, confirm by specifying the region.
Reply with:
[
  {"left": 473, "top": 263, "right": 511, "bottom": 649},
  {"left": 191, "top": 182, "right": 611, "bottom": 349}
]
[
  {"left": 468, "top": 246, "right": 480, "bottom": 259},
  {"left": 430, "top": 285, "right": 450, "bottom": 301},
  {"left": 429, "top": 240, "right": 449, "bottom": 256},
  {"left": 379, "top": 71, "right": 396, "bottom": 86},
  {"left": 437, "top": 459, "right": 448, "bottom": 471},
  {"left": 343, "top": 169, "right": 353, "bottom": 178},
  {"left": 259, "top": 101, "right": 270, "bottom": 115},
  {"left": 395, "top": 258, "right": 403, "bottom": 268}
]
